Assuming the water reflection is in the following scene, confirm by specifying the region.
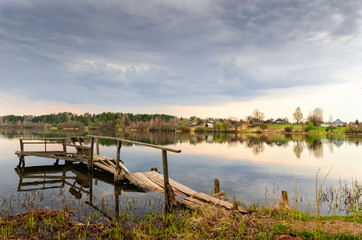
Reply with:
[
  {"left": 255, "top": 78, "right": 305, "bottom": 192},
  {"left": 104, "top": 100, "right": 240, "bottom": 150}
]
[
  {"left": 15, "top": 162, "right": 145, "bottom": 220},
  {"left": 1, "top": 128, "right": 360, "bottom": 160}
]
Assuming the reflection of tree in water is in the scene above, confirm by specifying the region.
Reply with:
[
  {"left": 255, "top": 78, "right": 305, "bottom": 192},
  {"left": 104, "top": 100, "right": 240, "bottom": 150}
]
[
  {"left": 246, "top": 139, "right": 265, "bottom": 155},
  {"left": 293, "top": 141, "right": 304, "bottom": 159},
  {"left": 306, "top": 136, "right": 323, "bottom": 158}
]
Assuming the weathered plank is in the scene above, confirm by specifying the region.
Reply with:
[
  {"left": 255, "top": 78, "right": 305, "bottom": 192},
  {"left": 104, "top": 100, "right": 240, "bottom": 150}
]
[
  {"left": 145, "top": 171, "right": 198, "bottom": 196},
  {"left": 133, "top": 172, "right": 164, "bottom": 192},
  {"left": 93, "top": 162, "right": 115, "bottom": 174},
  {"left": 89, "top": 135, "right": 182, "bottom": 153},
  {"left": 142, "top": 172, "right": 187, "bottom": 197}
]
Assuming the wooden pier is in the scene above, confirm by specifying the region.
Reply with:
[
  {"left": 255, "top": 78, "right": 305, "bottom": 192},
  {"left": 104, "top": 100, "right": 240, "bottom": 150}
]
[{"left": 15, "top": 136, "right": 250, "bottom": 213}]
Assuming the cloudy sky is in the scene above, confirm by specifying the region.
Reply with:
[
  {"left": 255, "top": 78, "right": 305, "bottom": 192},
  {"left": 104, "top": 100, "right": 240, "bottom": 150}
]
[{"left": 0, "top": 0, "right": 361, "bottom": 121}]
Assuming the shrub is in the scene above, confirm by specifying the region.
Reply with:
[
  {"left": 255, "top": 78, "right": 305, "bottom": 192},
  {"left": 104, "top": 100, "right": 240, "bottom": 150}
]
[
  {"left": 284, "top": 126, "right": 292, "bottom": 132},
  {"left": 305, "top": 122, "right": 314, "bottom": 132}
]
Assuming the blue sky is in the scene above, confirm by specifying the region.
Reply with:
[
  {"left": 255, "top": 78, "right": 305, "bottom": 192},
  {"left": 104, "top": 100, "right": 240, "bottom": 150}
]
[{"left": 0, "top": 0, "right": 361, "bottom": 121}]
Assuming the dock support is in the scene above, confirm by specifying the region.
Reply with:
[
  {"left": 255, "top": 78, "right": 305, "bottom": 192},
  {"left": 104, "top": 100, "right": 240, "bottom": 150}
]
[
  {"left": 18, "top": 139, "right": 25, "bottom": 167},
  {"left": 114, "top": 141, "right": 123, "bottom": 182},
  {"left": 96, "top": 138, "right": 100, "bottom": 155},
  {"left": 214, "top": 179, "right": 220, "bottom": 194},
  {"left": 281, "top": 190, "right": 289, "bottom": 208},
  {"left": 162, "top": 149, "right": 171, "bottom": 210},
  {"left": 88, "top": 137, "right": 94, "bottom": 171},
  {"left": 62, "top": 139, "right": 67, "bottom": 157}
]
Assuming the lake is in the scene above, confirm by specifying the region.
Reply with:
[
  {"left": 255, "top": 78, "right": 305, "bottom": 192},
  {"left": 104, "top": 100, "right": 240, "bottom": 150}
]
[{"left": 0, "top": 128, "right": 361, "bottom": 219}]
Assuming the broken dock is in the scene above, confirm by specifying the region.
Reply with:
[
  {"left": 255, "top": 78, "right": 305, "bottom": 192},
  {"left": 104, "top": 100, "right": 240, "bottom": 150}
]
[{"left": 15, "top": 135, "right": 250, "bottom": 213}]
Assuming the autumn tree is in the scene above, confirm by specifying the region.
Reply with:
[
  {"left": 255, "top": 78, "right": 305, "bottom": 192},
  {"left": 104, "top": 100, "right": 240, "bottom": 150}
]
[
  {"left": 293, "top": 107, "right": 303, "bottom": 124},
  {"left": 307, "top": 107, "right": 323, "bottom": 126},
  {"left": 252, "top": 109, "right": 265, "bottom": 125}
]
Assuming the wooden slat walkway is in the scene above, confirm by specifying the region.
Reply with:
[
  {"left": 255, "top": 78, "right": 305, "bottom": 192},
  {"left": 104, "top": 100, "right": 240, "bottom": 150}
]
[{"left": 123, "top": 171, "right": 250, "bottom": 213}]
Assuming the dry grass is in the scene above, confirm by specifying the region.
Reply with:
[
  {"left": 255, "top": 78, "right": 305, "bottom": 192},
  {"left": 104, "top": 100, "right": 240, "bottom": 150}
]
[{"left": 1, "top": 205, "right": 361, "bottom": 239}]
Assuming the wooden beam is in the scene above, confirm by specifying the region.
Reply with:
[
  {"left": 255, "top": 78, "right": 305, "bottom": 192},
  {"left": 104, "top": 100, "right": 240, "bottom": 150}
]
[{"left": 88, "top": 135, "right": 181, "bottom": 153}]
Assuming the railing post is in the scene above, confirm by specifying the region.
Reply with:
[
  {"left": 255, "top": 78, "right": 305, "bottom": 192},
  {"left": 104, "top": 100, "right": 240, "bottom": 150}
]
[
  {"left": 162, "top": 149, "right": 170, "bottom": 210},
  {"left": 62, "top": 139, "right": 67, "bottom": 156},
  {"left": 19, "top": 139, "right": 25, "bottom": 167},
  {"left": 44, "top": 137, "right": 47, "bottom": 153},
  {"left": 89, "top": 137, "right": 94, "bottom": 171},
  {"left": 96, "top": 138, "right": 100, "bottom": 155},
  {"left": 115, "top": 141, "right": 123, "bottom": 182}
]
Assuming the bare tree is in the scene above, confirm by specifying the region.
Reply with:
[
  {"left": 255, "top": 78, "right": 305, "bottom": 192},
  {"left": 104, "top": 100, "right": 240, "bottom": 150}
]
[
  {"left": 253, "top": 109, "right": 265, "bottom": 125},
  {"left": 293, "top": 107, "right": 303, "bottom": 124},
  {"left": 307, "top": 107, "right": 323, "bottom": 126}
]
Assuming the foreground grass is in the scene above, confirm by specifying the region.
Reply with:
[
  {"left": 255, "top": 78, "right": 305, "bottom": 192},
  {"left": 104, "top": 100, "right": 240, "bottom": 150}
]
[{"left": 1, "top": 204, "right": 361, "bottom": 239}]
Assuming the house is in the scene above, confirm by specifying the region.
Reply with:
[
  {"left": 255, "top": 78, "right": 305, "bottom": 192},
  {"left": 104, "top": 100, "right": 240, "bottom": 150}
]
[
  {"left": 333, "top": 119, "right": 344, "bottom": 127},
  {"left": 205, "top": 122, "right": 214, "bottom": 128},
  {"left": 275, "top": 118, "right": 283, "bottom": 124},
  {"left": 191, "top": 122, "right": 198, "bottom": 127}
]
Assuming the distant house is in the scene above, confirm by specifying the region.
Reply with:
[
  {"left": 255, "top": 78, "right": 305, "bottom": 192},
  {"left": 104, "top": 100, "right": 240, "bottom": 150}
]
[
  {"left": 205, "top": 122, "right": 214, "bottom": 128},
  {"left": 191, "top": 122, "right": 198, "bottom": 127},
  {"left": 275, "top": 118, "right": 283, "bottom": 124},
  {"left": 333, "top": 119, "right": 344, "bottom": 127}
]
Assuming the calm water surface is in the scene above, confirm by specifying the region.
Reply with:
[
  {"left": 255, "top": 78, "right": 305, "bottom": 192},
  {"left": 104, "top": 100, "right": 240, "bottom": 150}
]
[{"left": 0, "top": 128, "right": 361, "bottom": 218}]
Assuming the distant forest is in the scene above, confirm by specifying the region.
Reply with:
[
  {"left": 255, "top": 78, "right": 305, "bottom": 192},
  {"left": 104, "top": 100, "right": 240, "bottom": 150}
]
[{"left": 0, "top": 112, "right": 183, "bottom": 131}]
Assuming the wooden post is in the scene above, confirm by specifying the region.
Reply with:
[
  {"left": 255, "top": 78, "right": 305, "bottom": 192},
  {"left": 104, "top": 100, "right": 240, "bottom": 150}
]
[
  {"left": 214, "top": 179, "right": 220, "bottom": 194},
  {"left": 44, "top": 137, "right": 47, "bottom": 153},
  {"left": 162, "top": 150, "right": 171, "bottom": 211},
  {"left": 19, "top": 139, "right": 25, "bottom": 167},
  {"left": 114, "top": 141, "right": 123, "bottom": 182},
  {"left": 62, "top": 139, "right": 67, "bottom": 157},
  {"left": 89, "top": 137, "right": 94, "bottom": 171},
  {"left": 281, "top": 190, "right": 289, "bottom": 208},
  {"left": 96, "top": 138, "right": 100, "bottom": 155}
]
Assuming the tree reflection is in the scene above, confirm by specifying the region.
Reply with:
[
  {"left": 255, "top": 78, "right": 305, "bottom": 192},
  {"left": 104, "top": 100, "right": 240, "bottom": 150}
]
[
  {"left": 306, "top": 136, "right": 323, "bottom": 158},
  {"left": 293, "top": 141, "right": 304, "bottom": 159}
]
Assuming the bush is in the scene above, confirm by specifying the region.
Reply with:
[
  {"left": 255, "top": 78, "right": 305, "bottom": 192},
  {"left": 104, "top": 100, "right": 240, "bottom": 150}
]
[
  {"left": 305, "top": 122, "right": 315, "bottom": 132},
  {"left": 284, "top": 126, "right": 292, "bottom": 132}
]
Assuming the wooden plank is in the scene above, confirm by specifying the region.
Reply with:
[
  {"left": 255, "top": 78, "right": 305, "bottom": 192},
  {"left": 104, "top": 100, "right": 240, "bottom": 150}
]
[
  {"left": 18, "top": 152, "right": 88, "bottom": 162},
  {"left": 133, "top": 172, "right": 164, "bottom": 192},
  {"left": 21, "top": 138, "right": 66, "bottom": 141},
  {"left": 93, "top": 162, "right": 115, "bottom": 174},
  {"left": 145, "top": 171, "right": 198, "bottom": 196},
  {"left": 123, "top": 173, "right": 150, "bottom": 191},
  {"left": 88, "top": 135, "right": 181, "bottom": 153},
  {"left": 142, "top": 172, "right": 187, "bottom": 197},
  {"left": 23, "top": 142, "right": 63, "bottom": 144},
  {"left": 182, "top": 196, "right": 205, "bottom": 206},
  {"left": 93, "top": 155, "right": 131, "bottom": 174}
]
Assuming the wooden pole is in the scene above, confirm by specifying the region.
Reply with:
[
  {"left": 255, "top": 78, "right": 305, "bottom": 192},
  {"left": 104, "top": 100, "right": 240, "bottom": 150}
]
[
  {"left": 96, "top": 138, "right": 100, "bottom": 155},
  {"left": 19, "top": 139, "right": 25, "bottom": 167},
  {"left": 162, "top": 150, "right": 170, "bottom": 211},
  {"left": 214, "top": 179, "right": 220, "bottom": 194},
  {"left": 44, "top": 137, "right": 47, "bottom": 153},
  {"left": 89, "top": 137, "right": 94, "bottom": 171},
  {"left": 281, "top": 190, "right": 289, "bottom": 208},
  {"left": 115, "top": 141, "right": 123, "bottom": 182}
]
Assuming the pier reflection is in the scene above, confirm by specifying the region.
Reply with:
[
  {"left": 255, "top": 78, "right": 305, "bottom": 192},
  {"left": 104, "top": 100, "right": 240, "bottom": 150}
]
[{"left": 15, "top": 162, "right": 144, "bottom": 220}]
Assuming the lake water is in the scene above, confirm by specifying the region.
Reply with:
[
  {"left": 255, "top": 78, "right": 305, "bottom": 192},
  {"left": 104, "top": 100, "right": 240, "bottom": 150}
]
[{"left": 0, "top": 128, "right": 361, "bottom": 219}]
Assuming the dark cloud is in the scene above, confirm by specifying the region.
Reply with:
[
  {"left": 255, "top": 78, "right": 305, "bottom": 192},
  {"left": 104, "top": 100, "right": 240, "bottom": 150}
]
[{"left": 0, "top": 0, "right": 361, "bottom": 107}]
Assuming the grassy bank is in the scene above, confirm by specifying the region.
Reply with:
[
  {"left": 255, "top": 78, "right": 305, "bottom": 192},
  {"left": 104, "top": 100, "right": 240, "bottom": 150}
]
[{"left": 1, "top": 203, "right": 361, "bottom": 239}]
